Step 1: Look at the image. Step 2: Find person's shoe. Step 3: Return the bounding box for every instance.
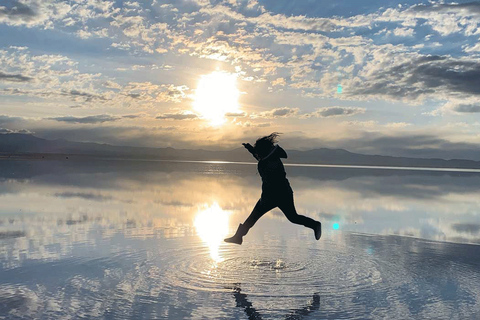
[224,223,248,245]
[314,222,322,240]
[224,233,243,245]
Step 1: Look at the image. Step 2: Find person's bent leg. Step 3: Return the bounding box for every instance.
[243,198,276,230]
[278,193,322,240]
[224,198,275,245]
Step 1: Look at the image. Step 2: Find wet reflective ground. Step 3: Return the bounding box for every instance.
[1,160,480,319]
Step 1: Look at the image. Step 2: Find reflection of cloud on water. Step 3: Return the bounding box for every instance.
[341,233,480,319]
[1,160,480,270]
[0,259,192,319]
[430,219,480,244]
[0,212,193,269]
[1,229,480,319]
[452,223,480,235]
[1,161,480,318]
[382,218,480,245]
[290,175,480,240]
[0,284,40,318]
[0,231,26,239]
[54,192,114,201]
[383,225,447,243]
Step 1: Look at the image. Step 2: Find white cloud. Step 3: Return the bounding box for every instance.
[341,120,378,128]
[49,114,120,124]
[347,53,480,102]
[156,112,199,120]
[271,77,286,86]
[253,107,299,118]
[75,29,92,39]
[303,107,366,118]
[103,80,122,90]
[0,0,71,27]
[385,122,412,128]
[435,100,480,115]
[464,42,480,53]
[3,0,480,153]
[392,27,414,37]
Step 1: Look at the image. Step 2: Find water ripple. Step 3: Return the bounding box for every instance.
[159,238,386,301]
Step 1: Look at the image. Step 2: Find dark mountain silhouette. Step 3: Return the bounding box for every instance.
[1,133,480,169]
[0,133,241,161]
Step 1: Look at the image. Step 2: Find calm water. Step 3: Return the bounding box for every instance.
[1,159,480,319]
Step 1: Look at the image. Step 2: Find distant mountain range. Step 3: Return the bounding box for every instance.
[1,133,480,169]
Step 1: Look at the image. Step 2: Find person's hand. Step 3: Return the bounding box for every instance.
[242,143,254,151]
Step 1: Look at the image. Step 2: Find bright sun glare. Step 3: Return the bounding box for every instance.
[193,71,241,126]
[194,202,230,262]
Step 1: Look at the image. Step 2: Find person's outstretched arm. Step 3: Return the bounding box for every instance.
[242,143,260,161]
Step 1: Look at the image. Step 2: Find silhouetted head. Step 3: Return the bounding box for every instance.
[254,132,280,159]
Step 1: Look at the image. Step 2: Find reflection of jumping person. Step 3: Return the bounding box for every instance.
[231,283,320,319]
[224,133,321,245]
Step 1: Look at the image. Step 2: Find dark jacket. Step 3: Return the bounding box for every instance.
[249,145,293,199]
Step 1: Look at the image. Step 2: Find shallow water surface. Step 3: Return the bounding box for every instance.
[1,160,480,319]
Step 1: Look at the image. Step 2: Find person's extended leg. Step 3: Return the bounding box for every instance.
[278,193,322,240]
[224,198,276,245]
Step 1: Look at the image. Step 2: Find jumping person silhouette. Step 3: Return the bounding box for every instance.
[224,133,322,245]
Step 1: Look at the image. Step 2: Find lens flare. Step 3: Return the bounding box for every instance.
[333,223,340,230]
[194,202,230,262]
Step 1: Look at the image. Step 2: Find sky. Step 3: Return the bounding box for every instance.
[1,0,480,159]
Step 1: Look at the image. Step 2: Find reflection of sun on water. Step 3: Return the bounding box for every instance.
[194,203,230,262]
[193,71,241,126]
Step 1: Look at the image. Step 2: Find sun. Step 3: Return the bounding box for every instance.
[193,71,241,125]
